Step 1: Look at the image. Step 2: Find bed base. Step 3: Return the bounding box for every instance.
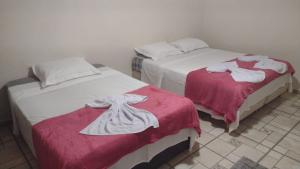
[132,139,190,169]
[197,84,290,132]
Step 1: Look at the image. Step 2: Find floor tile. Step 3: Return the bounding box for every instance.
[253,112,276,124]
[173,155,199,169]
[270,116,299,131]
[217,159,234,169]
[273,109,292,118]
[276,104,298,115]
[209,128,224,137]
[261,139,276,148]
[196,132,215,145]
[294,110,300,117]
[195,147,222,168]
[231,144,264,162]
[219,133,258,148]
[274,145,288,155]
[265,131,285,145]
[291,123,300,136]
[268,150,283,160]
[263,124,288,135]
[291,115,300,121]
[206,139,236,156]
[191,163,208,169]
[211,164,227,169]
[256,144,269,153]
[226,153,241,163]
[292,99,300,106]
[259,155,278,169]
[280,92,299,100]
[241,128,268,143]
[286,150,300,163]
[275,156,300,169]
[241,117,266,130]
[199,120,215,133]
[277,134,300,161]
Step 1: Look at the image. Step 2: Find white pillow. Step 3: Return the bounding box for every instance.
[135,42,183,60]
[32,57,101,88]
[171,38,209,52]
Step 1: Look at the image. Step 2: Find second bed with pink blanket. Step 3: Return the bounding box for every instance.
[185,58,294,125]
[141,48,295,131]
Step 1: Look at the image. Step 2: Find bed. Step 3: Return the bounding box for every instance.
[8,65,200,169]
[133,47,294,132]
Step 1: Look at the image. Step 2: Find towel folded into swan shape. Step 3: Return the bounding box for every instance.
[238,55,288,74]
[206,61,266,83]
[80,94,159,135]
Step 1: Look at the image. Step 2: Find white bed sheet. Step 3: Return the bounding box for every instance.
[141,48,292,131]
[141,48,244,94]
[8,66,197,169]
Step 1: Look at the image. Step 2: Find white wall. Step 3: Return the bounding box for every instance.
[200,0,300,82]
[0,0,205,122]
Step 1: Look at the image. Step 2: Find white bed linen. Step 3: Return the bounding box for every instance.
[141,48,292,131]
[141,48,244,95]
[8,66,197,169]
[206,61,266,83]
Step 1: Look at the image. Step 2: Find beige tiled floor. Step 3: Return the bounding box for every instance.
[1,92,300,169]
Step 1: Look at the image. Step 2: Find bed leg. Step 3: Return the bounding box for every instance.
[225,123,230,133]
[288,75,293,93]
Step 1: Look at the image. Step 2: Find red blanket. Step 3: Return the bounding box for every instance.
[185,58,294,124]
[32,85,200,169]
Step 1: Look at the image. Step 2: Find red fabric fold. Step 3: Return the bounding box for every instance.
[185,58,294,124]
[33,85,200,169]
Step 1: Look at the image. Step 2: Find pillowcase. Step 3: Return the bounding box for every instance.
[32,57,101,88]
[171,38,209,52]
[135,42,183,60]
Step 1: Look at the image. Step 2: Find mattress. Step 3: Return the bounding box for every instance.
[141,48,244,94]
[8,66,197,169]
[140,48,292,131]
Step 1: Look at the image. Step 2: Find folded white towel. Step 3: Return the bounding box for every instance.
[80,94,159,135]
[238,55,269,62]
[238,55,287,74]
[230,67,266,83]
[206,61,238,72]
[207,61,265,83]
[254,58,287,74]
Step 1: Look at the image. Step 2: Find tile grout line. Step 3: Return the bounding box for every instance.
[210,97,299,166]
[271,152,286,169]
[257,121,300,164]
[266,122,300,168]
[169,96,299,168]
[170,95,300,168]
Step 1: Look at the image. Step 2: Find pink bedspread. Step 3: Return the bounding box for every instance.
[185,58,294,124]
[32,85,200,169]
